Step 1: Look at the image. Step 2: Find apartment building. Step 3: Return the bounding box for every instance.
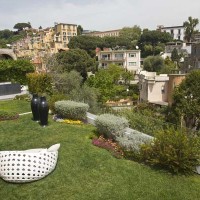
[85,29,121,38]
[157,25,185,41]
[54,23,77,51]
[97,49,141,73]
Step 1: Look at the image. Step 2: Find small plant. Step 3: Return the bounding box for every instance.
[92,135,124,158]
[55,100,89,120]
[139,129,200,174]
[13,94,31,101]
[0,110,19,121]
[94,114,129,139]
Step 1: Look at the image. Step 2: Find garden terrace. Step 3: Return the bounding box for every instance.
[0,100,199,200]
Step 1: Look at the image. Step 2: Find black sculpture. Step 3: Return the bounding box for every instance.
[38,96,49,127]
[31,94,40,121]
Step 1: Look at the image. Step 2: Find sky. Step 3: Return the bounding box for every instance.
[0,0,200,31]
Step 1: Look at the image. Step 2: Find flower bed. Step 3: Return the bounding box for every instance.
[92,136,124,159]
[53,115,83,125]
[0,110,19,121]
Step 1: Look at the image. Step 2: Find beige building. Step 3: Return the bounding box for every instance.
[54,23,77,51]
[139,71,169,105]
[97,48,141,73]
[139,71,186,106]
[85,29,121,38]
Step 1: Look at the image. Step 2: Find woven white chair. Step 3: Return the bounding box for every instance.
[0,144,60,183]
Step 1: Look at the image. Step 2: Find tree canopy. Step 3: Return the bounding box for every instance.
[138,30,172,57]
[183,16,199,42]
[169,70,200,130]
[55,48,96,81]
[13,23,32,31]
[143,56,165,72]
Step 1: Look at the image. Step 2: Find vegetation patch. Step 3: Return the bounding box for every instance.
[0,110,19,121]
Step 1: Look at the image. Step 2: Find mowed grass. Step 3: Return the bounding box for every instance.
[0,99,30,113]
[0,101,200,200]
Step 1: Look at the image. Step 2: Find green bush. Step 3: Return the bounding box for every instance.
[26,72,52,95]
[0,59,34,84]
[48,93,69,114]
[13,94,31,101]
[140,129,200,174]
[0,110,19,121]
[55,100,89,120]
[94,114,129,139]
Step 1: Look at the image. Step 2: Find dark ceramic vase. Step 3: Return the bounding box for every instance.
[31,94,40,121]
[38,96,49,127]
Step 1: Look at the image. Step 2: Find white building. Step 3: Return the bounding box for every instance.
[96,49,141,74]
[157,25,185,41]
[139,71,169,105]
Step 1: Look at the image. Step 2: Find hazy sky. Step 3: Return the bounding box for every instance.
[0,0,200,31]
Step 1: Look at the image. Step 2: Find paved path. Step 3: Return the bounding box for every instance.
[0,91,28,100]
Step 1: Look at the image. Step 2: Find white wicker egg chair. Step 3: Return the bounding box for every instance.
[0,144,60,183]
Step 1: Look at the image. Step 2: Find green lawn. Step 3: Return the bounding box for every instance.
[0,99,30,113]
[0,101,200,200]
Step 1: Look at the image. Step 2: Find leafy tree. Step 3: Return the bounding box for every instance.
[39,26,42,29]
[77,25,83,35]
[13,23,32,31]
[143,56,165,72]
[183,16,199,42]
[55,48,96,81]
[119,26,141,42]
[138,30,172,57]
[169,70,200,130]
[160,57,176,74]
[68,35,103,57]
[171,48,180,63]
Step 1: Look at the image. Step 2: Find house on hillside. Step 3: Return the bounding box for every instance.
[138,71,186,106]
[83,29,121,37]
[157,25,185,41]
[96,48,141,74]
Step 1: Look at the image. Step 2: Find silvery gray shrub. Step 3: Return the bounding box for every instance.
[55,100,89,120]
[116,130,153,152]
[94,114,129,139]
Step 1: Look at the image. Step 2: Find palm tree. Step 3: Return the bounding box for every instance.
[183,16,199,42]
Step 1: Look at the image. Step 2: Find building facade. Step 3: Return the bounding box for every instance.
[97,49,141,73]
[84,29,121,38]
[157,25,185,41]
[139,71,169,105]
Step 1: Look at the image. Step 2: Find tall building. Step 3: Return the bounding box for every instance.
[54,23,77,51]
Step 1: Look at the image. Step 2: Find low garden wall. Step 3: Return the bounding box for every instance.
[0,82,21,96]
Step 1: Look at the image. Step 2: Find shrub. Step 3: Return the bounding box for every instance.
[140,129,200,174]
[0,60,34,84]
[26,72,52,95]
[55,100,89,120]
[0,110,19,121]
[48,93,68,114]
[13,94,31,101]
[94,114,129,139]
[117,130,153,152]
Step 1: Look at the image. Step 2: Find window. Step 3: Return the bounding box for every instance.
[115,53,123,60]
[171,29,174,35]
[129,53,136,57]
[63,36,66,41]
[67,32,72,36]
[128,62,136,66]
[63,32,66,35]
